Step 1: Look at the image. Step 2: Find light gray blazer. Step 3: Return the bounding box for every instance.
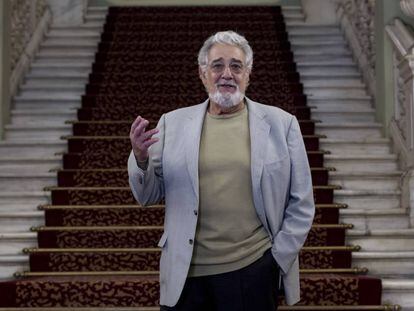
[128,98,315,307]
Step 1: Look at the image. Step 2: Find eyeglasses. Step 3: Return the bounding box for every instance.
[209,61,245,74]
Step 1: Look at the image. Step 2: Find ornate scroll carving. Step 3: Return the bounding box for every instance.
[10,0,47,72]
[386,19,414,166]
[336,0,376,99]
[400,0,414,18]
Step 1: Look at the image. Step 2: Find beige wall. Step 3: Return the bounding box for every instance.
[0,0,11,140]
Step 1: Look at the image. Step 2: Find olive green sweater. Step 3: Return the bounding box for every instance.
[188,105,271,277]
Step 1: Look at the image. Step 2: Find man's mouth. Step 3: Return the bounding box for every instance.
[217,84,237,91]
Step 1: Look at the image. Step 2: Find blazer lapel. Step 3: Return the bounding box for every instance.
[184,99,209,200]
[247,99,271,223]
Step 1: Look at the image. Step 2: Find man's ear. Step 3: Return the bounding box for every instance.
[199,66,206,81]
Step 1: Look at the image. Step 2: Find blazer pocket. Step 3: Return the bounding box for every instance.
[157,231,168,248]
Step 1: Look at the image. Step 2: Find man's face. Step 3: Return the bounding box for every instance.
[200,43,250,108]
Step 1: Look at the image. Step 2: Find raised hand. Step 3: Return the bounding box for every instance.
[130,116,159,162]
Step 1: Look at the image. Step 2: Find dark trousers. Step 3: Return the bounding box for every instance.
[160,248,280,311]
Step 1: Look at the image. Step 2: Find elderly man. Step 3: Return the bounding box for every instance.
[128,31,315,310]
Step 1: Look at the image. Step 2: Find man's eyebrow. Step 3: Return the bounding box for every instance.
[210,58,243,64]
[230,59,243,64]
[211,58,224,64]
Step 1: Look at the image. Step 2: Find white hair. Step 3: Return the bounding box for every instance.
[198,31,253,71]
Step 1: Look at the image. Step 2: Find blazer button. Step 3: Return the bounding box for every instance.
[189,239,194,245]
[193,210,198,216]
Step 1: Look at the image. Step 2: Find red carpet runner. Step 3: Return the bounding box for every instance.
[0,6,383,309]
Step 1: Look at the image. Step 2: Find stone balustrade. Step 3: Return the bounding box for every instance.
[385,18,414,226]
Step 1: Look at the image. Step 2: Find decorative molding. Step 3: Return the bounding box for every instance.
[9,8,51,98]
[336,0,376,102]
[400,0,414,18]
[10,0,47,73]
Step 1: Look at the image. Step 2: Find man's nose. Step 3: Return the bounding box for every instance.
[222,65,233,79]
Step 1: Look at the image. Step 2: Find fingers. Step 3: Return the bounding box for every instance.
[141,137,159,149]
[130,116,149,137]
[130,116,160,154]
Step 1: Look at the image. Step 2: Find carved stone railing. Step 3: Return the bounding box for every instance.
[336,0,376,102]
[385,19,414,226]
[10,0,51,97]
[400,0,414,18]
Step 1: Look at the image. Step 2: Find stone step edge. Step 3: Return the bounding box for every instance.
[340,208,407,216]
[348,229,414,236]
[354,251,414,259]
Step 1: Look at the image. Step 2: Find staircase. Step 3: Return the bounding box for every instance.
[0,3,410,310]
[0,7,105,279]
[283,5,414,310]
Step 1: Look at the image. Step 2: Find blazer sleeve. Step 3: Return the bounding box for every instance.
[273,115,315,274]
[128,114,165,206]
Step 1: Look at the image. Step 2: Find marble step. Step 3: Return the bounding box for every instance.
[334,189,401,210]
[43,38,100,46]
[13,102,80,110]
[299,66,359,76]
[290,36,345,43]
[324,154,399,172]
[287,25,342,35]
[297,59,355,66]
[0,172,56,192]
[34,56,95,64]
[292,46,351,55]
[23,77,88,87]
[39,46,97,56]
[353,252,414,276]
[294,54,353,62]
[340,208,409,231]
[292,42,348,49]
[312,110,376,122]
[0,157,62,172]
[87,6,109,13]
[0,211,44,232]
[31,62,92,68]
[0,140,66,157]
[4,124,72,140]
[329,171,401,190]
[0,232,37,255]
[19,83,85,92]
[315,123,383,139]
[51,22,103,30]
[36,50,95,58]
[304,87,367,97]
[15,91,83,101]
[320,138,391,155]
[0,255,29,279]
[300,71,361,79]
[302,79,365,88]
[308,98,373,111]
[281,6,302,13]
[347,229,414,251]
[0,191,50,206]
[382,279,414,310]
[29,66,92,76]
[47,29,101,38]
[25,70,90,79]
[11,109,76,125]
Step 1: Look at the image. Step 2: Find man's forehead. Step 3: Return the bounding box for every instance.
[208,43,246,63]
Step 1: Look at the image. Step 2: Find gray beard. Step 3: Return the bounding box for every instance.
[209,88,245,109]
